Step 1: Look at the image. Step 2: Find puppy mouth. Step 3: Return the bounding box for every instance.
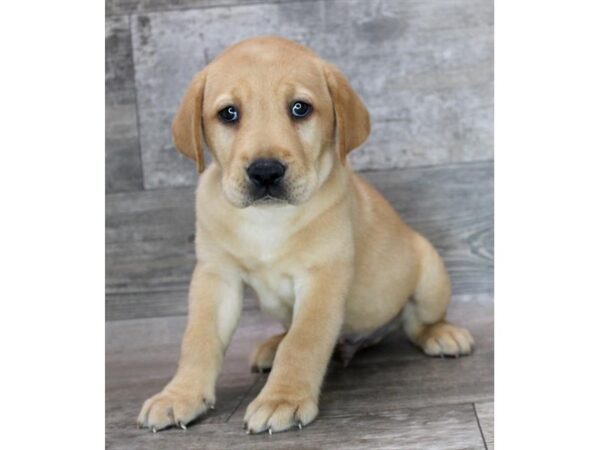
[244,158,292,206]
[249,185,289,205]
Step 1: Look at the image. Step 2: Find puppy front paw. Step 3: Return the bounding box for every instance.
[244,386,318,434]
[137,387,215,432]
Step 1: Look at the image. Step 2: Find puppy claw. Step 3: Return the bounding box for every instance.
[268,427,273,435]
[139,389,215,434]
[202,398,217,411]
[245,395,317,435]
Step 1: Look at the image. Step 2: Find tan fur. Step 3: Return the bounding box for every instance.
[137,36,473,434]
[250,332,287,373]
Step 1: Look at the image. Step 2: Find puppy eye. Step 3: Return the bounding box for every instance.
[218,105,239,123]
[290,101,312,119]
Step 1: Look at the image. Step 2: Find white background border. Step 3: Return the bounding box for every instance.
[496,0,600,448]
[0,1,104,448]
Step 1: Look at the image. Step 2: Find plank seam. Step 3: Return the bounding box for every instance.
[128,13,147,192]
[224,375,263,423]
[472,402,489,450]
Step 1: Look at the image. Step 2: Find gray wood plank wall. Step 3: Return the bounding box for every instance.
[106,162,494,321]
[106,0,493,191]
[106,16,144,192]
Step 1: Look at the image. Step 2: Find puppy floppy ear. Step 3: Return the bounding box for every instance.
[323,63,370,161]
[171,70,207,173]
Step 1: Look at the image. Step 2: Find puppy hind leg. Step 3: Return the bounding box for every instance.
[250,332,287,373]
[402,239,474,357]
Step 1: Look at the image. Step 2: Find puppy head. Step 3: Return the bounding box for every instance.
[172,36,370,208]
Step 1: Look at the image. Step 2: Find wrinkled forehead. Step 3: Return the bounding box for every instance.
[203,43,330,108]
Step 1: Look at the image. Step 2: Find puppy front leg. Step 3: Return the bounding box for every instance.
[138,264,242,431]
[244,266,349,434]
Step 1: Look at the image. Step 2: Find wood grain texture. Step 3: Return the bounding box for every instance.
[129,0,493,188]
[106,289,259,321]
[106,296,492,449]
[106,0,306,16]
[109,404,484,449]
[106,289,188,321]
[475,401,494,449]
[106,186,195,243]
[106,161,493,320]
[106,16,144,193]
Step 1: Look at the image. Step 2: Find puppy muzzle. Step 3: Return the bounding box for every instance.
[246,159,289,203]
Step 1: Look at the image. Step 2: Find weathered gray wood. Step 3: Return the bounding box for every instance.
[106,162,493,320]
[108,403,484,449]
[106,0,303,17]
[106,289,260,321]
[130,0,493,188]
[106,289,188,321]
[106,16,144,193]
[475,401,494,449]
[106,186,195,243]
[106,239,194,294]
[105,17,143,192]
[106,296,491,449]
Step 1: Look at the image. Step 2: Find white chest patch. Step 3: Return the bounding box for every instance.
[234,206,297,266]
[235,206,299,325]
[244,270,295,324]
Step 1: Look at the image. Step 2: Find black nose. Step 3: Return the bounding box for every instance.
[247,159,286,187]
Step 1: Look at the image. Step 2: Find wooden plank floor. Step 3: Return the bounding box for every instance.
[106,294,493,449]
[106,161,494,448]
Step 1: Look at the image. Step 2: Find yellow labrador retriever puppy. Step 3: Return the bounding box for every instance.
[137,36,473,434]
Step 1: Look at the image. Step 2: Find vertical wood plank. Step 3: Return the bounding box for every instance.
[106,16,144,192]
[130,0,493,188]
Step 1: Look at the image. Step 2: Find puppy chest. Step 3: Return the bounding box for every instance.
[233,217,290,268]
[227,209,300,311]
[244,271,295,311]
